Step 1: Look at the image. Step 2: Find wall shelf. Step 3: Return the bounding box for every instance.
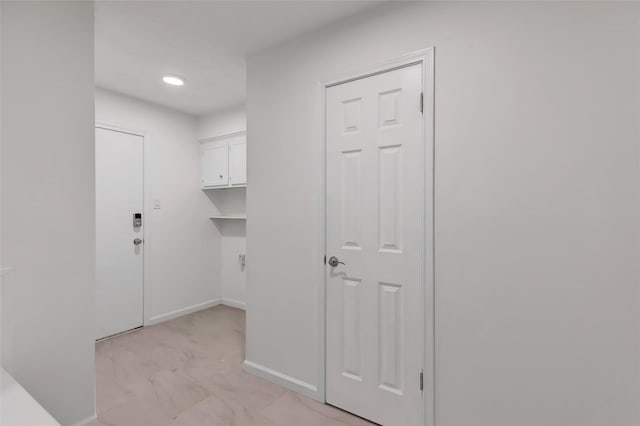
[202,185,246,190]
[210,215,247,220]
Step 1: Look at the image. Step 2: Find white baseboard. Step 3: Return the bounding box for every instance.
[145,298,246,326]
[243,360,321,401]
[70,414,97,426]
[221,298,246,310]
[146,298,222,326]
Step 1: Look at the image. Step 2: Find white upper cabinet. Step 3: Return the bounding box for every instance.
[229,138,247,186]
[200,131,246,189]
[202,140,229,187]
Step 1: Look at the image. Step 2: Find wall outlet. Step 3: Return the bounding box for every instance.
[239,254,246,267]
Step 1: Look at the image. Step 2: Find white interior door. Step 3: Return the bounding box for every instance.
[96,127,144,340]
[325,63,424,426]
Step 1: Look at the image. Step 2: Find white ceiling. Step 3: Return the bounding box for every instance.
[95,1,380,116]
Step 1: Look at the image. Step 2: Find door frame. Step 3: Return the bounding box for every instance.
[95,122,151,329]
[316,48,435,426]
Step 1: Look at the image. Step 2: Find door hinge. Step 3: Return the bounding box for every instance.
[420,92,424,114]
[420,371,424,391]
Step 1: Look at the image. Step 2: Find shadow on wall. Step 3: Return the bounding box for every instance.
[1,268,15,371]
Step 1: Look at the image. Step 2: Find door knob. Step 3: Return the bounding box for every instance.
[328,256,345,267]
[133,238,144,246]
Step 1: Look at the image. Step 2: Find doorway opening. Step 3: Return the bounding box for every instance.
[95,125,146,340]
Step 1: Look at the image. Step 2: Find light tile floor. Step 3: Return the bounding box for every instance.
[96,305,374,426]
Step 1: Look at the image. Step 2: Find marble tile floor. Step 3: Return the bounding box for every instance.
[96,305,374,426]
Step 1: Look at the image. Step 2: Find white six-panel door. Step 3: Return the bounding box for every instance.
[96,127,144,340]
[326,63,424,426]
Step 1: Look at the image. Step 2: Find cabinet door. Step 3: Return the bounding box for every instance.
[202,141,229,188]
[229,137,247,186]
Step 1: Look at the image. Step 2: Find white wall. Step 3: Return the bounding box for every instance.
[0,1,4,398]
[198,107,247,307]
[246,2,640,425]
[215,189,246,308]
[95,88,222,322]
[1,2,96,425]
[198,105,246,141]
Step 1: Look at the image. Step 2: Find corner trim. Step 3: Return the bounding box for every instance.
[70,414,98,426]
[146,298,222,326]
[243,360,320,401]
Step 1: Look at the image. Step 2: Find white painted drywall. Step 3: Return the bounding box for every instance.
[95,88,222,321]
[220,219,247,308]
[216,189,247,308]
[198,105,246,140]
[198,107,247,307]
[1,2,96,425]
[246,2,640,425]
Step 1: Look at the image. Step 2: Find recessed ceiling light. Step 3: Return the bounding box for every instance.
[162,75,185,86]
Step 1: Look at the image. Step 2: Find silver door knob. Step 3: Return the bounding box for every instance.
[328,256,345,267]
[133,238,143,246]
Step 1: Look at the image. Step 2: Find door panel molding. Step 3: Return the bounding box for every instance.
[316,48,434,426]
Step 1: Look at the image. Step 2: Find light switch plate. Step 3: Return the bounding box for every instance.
[152,198,161,209]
